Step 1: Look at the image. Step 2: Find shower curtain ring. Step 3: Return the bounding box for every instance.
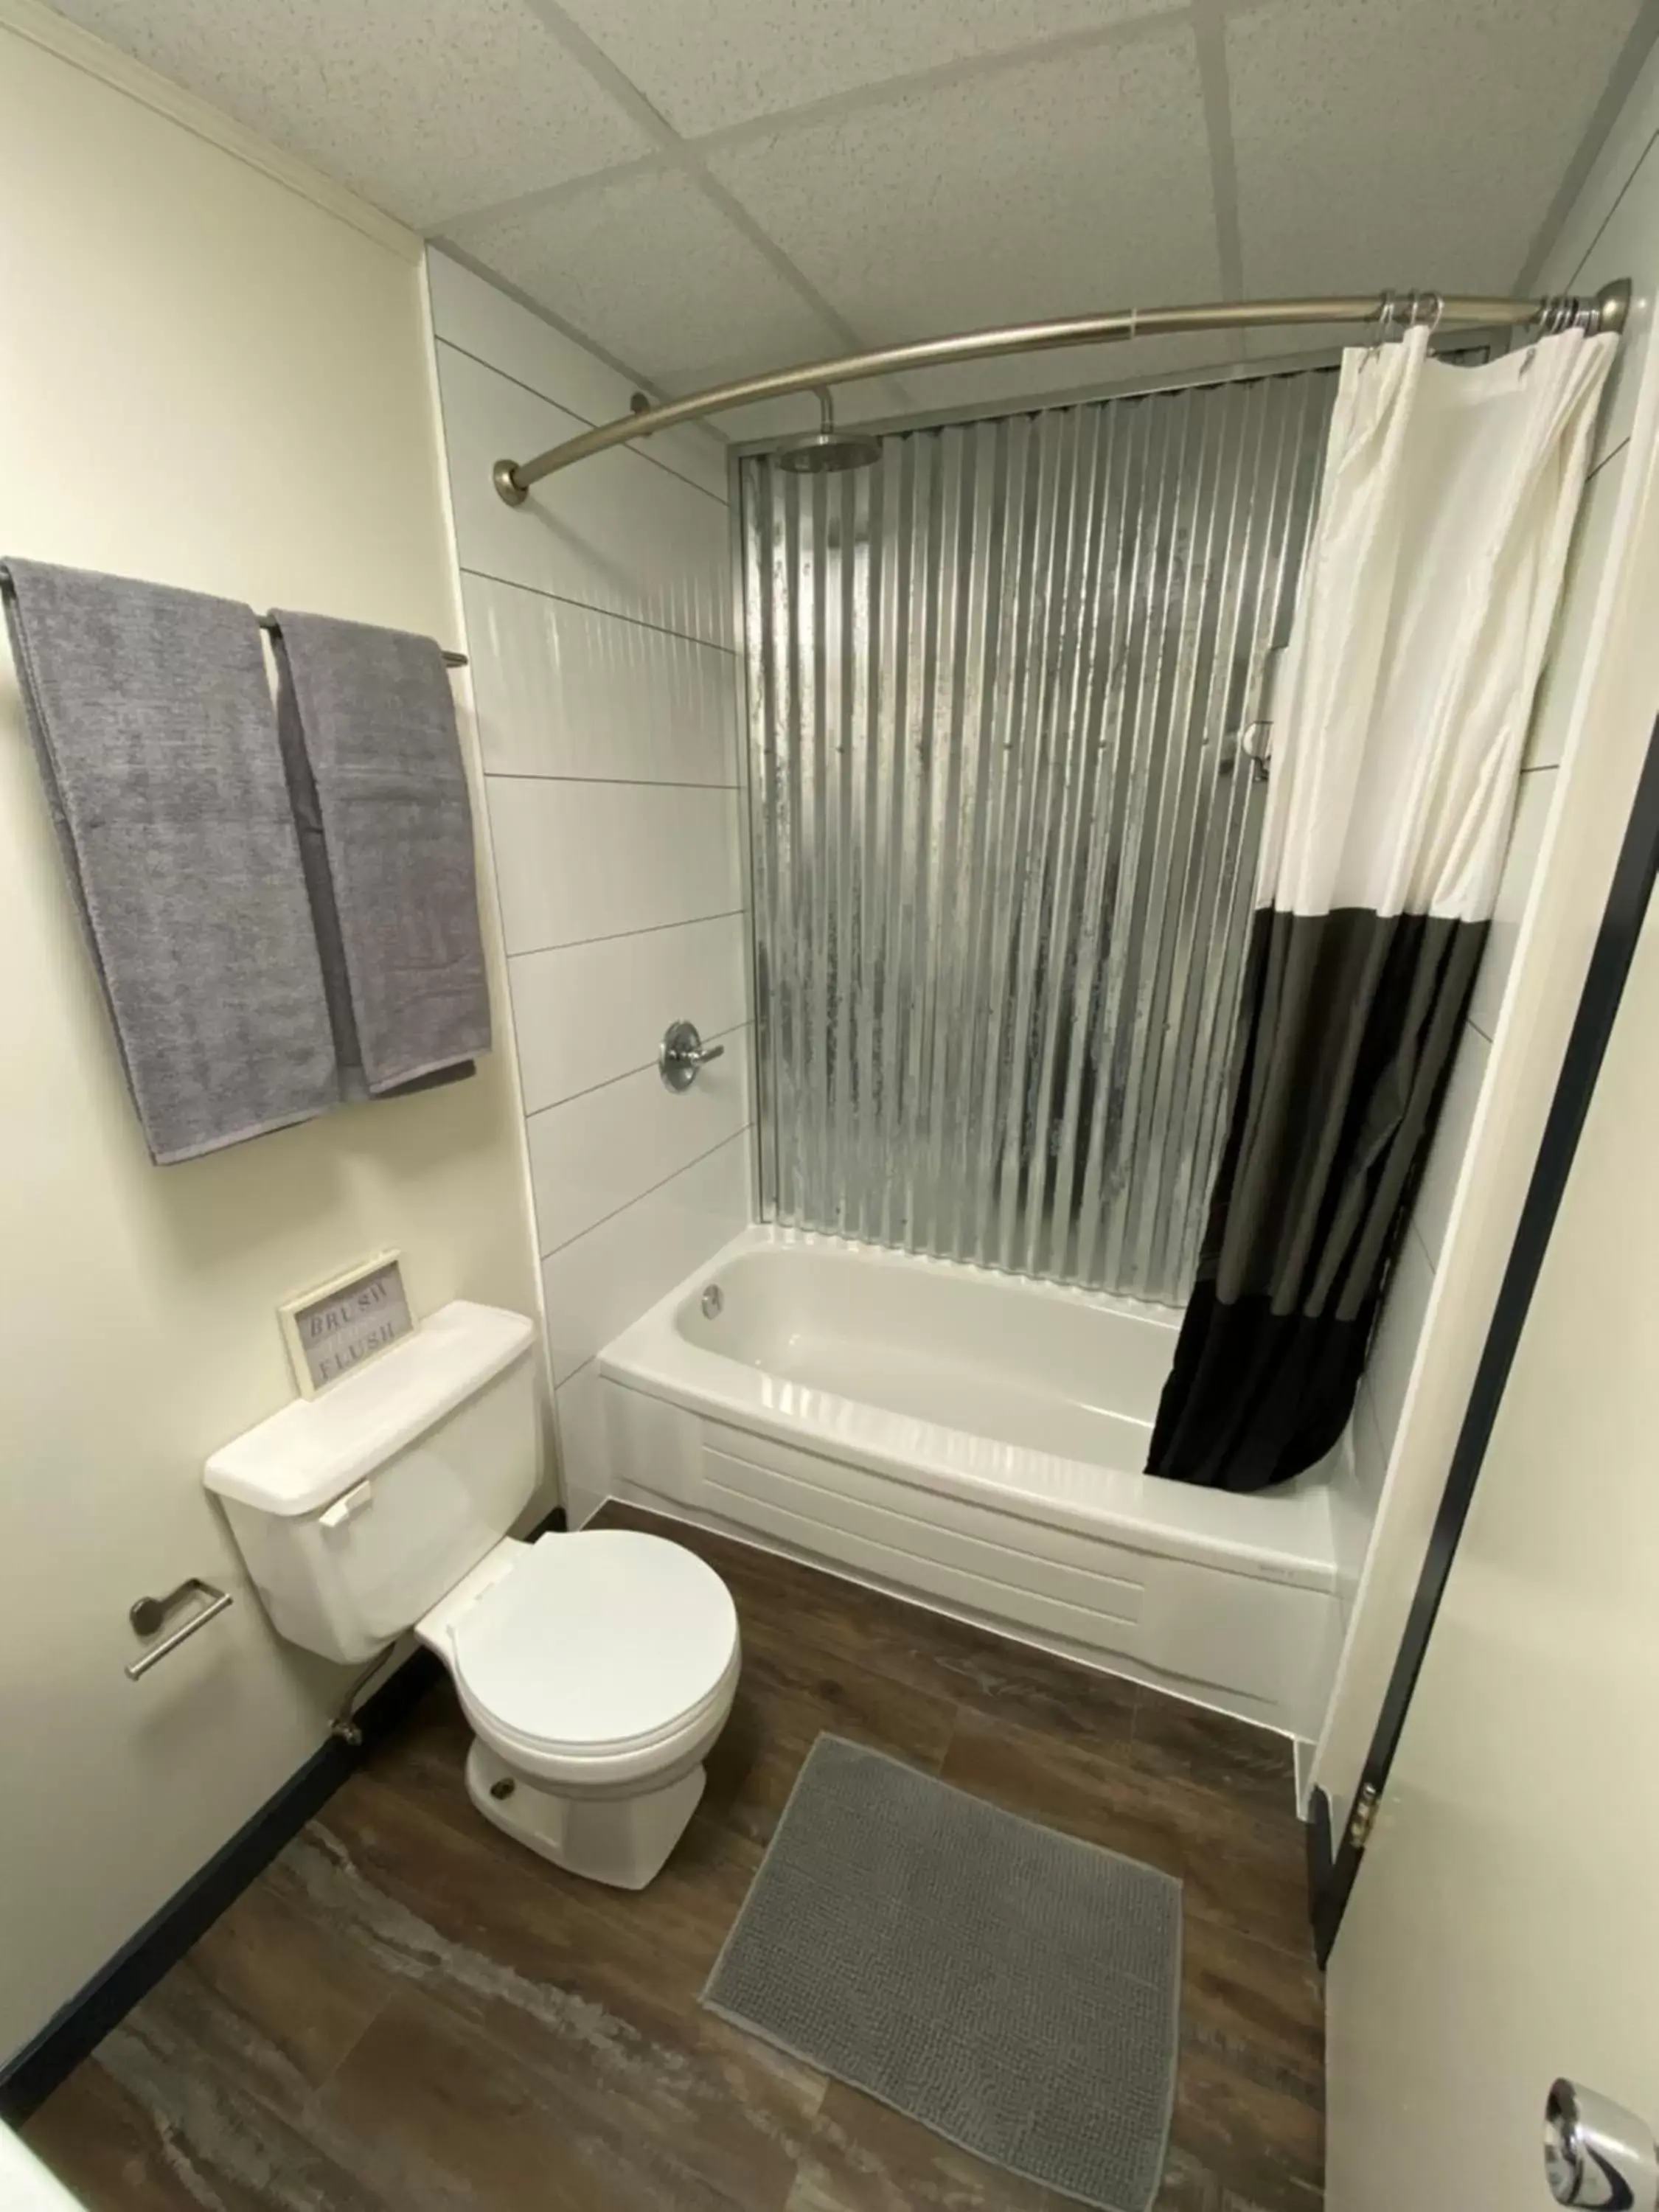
[1368,291,1399,360]
[1520,296,1571,375]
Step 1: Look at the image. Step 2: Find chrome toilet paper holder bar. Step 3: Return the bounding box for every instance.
[125,1577,233,1680]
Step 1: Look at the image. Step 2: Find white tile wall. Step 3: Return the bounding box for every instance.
[428,252,729,501]
[542,1131,751,1384]
[528,1032,751,1255]
[429,251,755,1523]
[1564,165,1655,474]
[1365,1224,1436,1470]
[1330,1386,1388,1629]
[1467,770,1555,1037]
[1410,1025,1492,1275]
[512,914,750,1113]
[462,572,740,786]
[552,1360,613,1533]
[1527,448,1630,772]
[436,343,733,647]
[487,779,742,954]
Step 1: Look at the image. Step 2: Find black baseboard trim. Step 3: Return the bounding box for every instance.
[0,1502,567,2124]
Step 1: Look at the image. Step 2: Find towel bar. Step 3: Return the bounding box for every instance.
[0,568,466,668]
[259,616,467,669]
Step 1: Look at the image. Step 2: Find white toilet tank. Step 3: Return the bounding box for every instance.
[204,1301,539,1663]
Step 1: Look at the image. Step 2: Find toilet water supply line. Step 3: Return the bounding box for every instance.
[490,283,1632,501]
[330,1642,398,1745]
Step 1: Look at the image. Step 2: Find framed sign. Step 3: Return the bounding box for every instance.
[278,1251,415,1397]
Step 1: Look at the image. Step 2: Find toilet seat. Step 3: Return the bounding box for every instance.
[448,1530,740,1786]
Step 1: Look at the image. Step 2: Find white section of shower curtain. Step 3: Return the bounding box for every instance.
[1256,323,1615,923]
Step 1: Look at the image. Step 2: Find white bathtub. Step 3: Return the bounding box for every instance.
[598,1226,1343,1740]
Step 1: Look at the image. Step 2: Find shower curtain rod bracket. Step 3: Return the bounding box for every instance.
[493,279,1632,503]
[493,459,529,509]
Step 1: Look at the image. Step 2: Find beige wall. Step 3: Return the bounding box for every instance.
[0,9,542,2062]
[1311,39,1659,1834]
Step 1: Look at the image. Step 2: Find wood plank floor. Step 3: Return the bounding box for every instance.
[27,1503,1324,2211]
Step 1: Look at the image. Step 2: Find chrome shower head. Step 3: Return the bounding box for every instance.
[773,388,881,475]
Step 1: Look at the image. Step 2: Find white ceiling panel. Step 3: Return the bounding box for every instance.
[446,166,848,390]
[46,0,650,228]
[708,26,1220,346]
[1228,0,1642,302]
[38,0,1658,428]
[552,0,1181,139]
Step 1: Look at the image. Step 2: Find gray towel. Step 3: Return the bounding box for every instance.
[2,559,336,1162]
[269,611,489,1097]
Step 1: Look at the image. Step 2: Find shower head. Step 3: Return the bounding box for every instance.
[773,388,881,475]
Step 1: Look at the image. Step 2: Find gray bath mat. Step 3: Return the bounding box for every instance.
[702,1734,1182,2211]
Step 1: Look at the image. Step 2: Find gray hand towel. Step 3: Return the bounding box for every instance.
[2,559,336,1162]
[269,610,490,1096]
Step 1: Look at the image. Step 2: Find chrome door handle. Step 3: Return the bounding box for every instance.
[125,1578,233,1680]
[659,1019,726,1092]
[1545,2080,1659,2209]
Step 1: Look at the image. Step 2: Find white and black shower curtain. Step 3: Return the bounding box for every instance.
[1149,321,1615,1492]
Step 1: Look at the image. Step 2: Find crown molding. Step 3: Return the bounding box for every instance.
[0,0,421,263]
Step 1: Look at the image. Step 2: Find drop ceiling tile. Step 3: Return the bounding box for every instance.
[555,0,1183,138]
[47,0,650,227]
[708,26,1220,346]
[1228,0,1643,302]
[448,167,847,389]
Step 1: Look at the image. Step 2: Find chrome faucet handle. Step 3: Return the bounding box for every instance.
[659,1019,726,1092]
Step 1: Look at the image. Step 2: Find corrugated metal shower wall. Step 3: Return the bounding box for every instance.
[741,367,1335,1306]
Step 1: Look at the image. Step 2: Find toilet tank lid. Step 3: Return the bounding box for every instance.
[204,1300,535,1517]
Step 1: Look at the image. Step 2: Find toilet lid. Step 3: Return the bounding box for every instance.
[449,1531,738,1753]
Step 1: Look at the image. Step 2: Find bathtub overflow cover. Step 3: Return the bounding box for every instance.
[700,1283,723,1318]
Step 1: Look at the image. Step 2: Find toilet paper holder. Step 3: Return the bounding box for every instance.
[125,1576,233,1680]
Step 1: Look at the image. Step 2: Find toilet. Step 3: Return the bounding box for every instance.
[203,1300,740,1888]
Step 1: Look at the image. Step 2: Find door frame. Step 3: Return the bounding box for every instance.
[1308,710,1659,1964]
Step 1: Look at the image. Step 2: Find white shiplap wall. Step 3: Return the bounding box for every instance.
[427,251,752,1525]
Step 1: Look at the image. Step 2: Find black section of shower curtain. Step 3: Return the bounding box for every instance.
[1147,904,1487,1492]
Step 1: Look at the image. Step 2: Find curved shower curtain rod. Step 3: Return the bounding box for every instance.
[493,280,1632,504]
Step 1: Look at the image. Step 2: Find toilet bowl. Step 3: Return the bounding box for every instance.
[418,1526,740,1887]
[202,1298,739,1888]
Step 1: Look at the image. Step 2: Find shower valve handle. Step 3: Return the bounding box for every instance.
[660,1019,725,1092]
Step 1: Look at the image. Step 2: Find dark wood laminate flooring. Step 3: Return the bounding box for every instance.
[27,1503,1323,2211]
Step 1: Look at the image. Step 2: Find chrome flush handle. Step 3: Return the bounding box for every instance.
[660,1019,726,1092]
